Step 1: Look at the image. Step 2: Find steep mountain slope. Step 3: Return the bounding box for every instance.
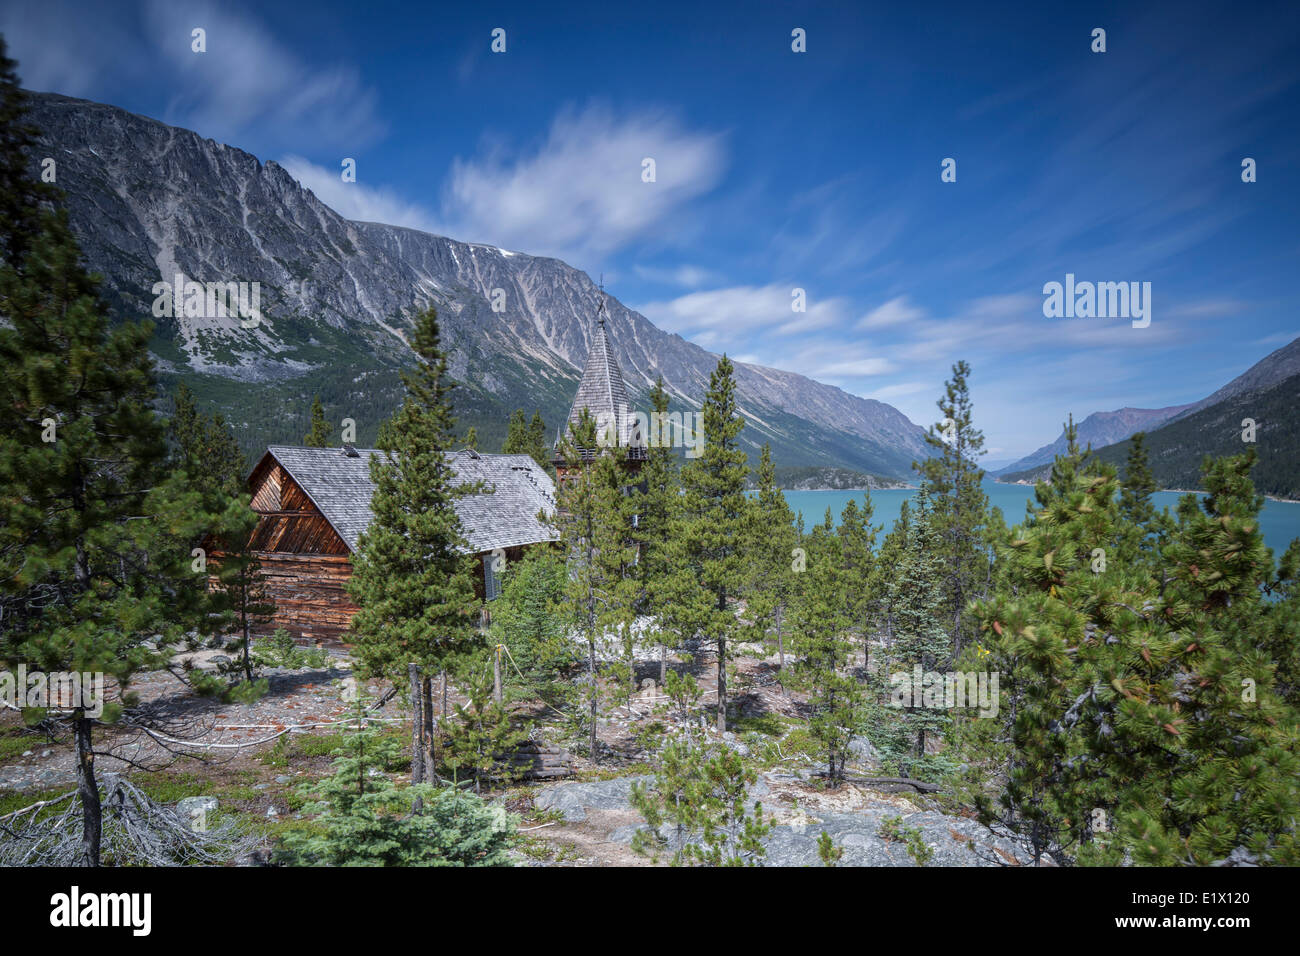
[994,404,1194,476]
[24,91,929,474]
[996,336,1300,479]
[1000,363,1300,500]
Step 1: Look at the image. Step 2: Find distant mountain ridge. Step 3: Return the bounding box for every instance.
[998,336,1300,500]
[995,336,1300,478]
[23,91,930,476]
[993,404,1195,476]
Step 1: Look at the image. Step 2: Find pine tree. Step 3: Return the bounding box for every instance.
[165,389,271,684]
[913,360,989,659]
[550,410,637,760]
[502,408,550,472]
[790,509,861,782]
[461,425,479,450]
[0,202,239,865]
[303,394,332,447]
[744,444,798,673]
[970,437,1300,865]
[346,307,484,770]
[631,376,681,685]
[0,37,56,266]
[663,356,748,733]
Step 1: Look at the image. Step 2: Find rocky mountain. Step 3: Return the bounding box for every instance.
[999,337,1300,500]
[993,404,1195,476]
[996,336,1300,478]
[24,91,930,476]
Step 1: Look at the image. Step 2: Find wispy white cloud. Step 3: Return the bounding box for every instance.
[437,103,726,262]
[857,295,926,330]
[145,0,383,148]
[636,283,847,339]
[279,156,439,232]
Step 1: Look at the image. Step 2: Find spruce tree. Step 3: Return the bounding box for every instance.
[744,443,797,672]
[913,360,989,659]
[789,509,860,781]
[347,307,483,764]
[837,494,878,666]
[303,394,332,447]
[663,356,748,733]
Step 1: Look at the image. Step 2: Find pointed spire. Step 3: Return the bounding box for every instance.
[562,279,631,446]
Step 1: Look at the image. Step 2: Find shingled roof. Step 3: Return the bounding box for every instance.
[565,310,632,433]
[261,445,557,554]
[560,307,648,459]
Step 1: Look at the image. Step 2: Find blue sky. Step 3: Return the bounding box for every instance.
[3,0,1298,460]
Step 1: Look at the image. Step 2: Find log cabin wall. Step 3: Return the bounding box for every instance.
[215,459,359,646]
[254,552,358,645]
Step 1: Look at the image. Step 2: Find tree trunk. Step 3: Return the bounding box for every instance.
[421,675,436,778]
[659,642,666,687]
[75,714,101,867]
[588,640,598,762]
[776,605,785,672]
[408,662,424,784]
[241,591,253,682]
[493,645,503,706]
[716,635,727,734]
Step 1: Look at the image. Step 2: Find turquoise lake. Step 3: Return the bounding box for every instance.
[780,481,1300,557]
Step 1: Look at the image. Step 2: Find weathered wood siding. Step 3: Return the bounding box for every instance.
[255,552,358,645]
[212,457,359,645]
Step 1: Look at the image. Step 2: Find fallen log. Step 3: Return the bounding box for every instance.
[843,775,944,794]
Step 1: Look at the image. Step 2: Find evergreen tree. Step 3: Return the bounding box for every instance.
[303,394,332,447]
[0,202,239,864]
[550,410,637,760]
[631,376,681,684]
[502,408,550,472]
[744,444,798,672]
[461,425,479,450]
[789,509,861,782]
[971,440,1300,865]
[165,386,271,684]
[279,698,517,866]
[489,547,574,705]
[347,307,484,768]
[913,360,989,659]
[886,489,953,776]
[662,356,748,733]
[0,36,56,265]
[837,494,878,666]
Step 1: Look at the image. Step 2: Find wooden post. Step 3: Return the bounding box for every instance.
[493,644,503,706]
[408,662,424,785]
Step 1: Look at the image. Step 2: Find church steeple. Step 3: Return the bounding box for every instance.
[564,289,631,438]
[554,283,646,472]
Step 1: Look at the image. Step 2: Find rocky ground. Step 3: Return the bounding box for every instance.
[1,640,1024,867]
[526,767,1036,868]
